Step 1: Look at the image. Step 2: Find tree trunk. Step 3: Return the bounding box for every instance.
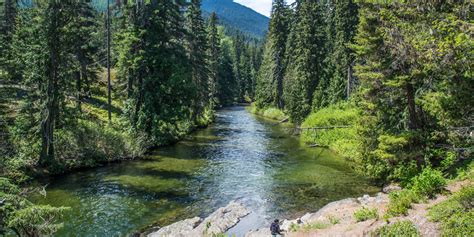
[406,81,419,130]
[346,63,353,99]
[40,1,60,166]
[76,70,82,111]
[275,53,284,109]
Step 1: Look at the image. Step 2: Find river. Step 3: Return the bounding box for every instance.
[32,106,378,236]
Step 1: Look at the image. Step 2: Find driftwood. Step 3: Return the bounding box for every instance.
[274,117,289,126]
[308,144,329,148]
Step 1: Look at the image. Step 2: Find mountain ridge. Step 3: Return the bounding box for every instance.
[202,0,269,38]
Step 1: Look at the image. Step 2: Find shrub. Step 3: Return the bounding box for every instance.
[289,221,330,232]
[7,205,70,237]
[0,178,69,236]
[354,207,379,222]
[372,221,420,237]
[409,168,446,197]
[429,186,474,236]
[300,103,359,159]
[328,215,340,225]
[248,104,287,121]
[386,190,421,216]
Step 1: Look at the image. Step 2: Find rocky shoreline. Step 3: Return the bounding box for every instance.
[147,181,470,237]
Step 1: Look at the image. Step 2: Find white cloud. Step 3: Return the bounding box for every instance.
[235,0,296,17]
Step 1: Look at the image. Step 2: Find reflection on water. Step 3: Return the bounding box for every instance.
[32,107,378,236]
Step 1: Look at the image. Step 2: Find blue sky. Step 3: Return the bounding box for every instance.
[235,0,296,17]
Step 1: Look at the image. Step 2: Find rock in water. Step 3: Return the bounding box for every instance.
[148,201,250,237]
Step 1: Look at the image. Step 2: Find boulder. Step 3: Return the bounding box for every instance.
[148,201,249,237]
[382,183,402,193]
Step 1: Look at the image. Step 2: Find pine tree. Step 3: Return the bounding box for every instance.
[206,12,220,108]
[185,0,210,120]
[284,0,326,123]
[255,0,290,109]
[327,0,358,103]
[130,0,195,144]
[65,1,101,111]
[216,36,237,106]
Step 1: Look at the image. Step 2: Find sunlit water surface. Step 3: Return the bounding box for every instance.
[32,107,378,236]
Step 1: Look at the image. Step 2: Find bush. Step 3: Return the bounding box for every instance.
[248,104,287,121]
[300,103,359,159]
[409,168,446,197]
[0,178,69,236]
[354,207,379,222]
[429,186,474,236]
[372,221,420,237]
[386,190,421,216]
[7,205,70,237]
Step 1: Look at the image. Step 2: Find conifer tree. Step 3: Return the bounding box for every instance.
[207,12,220,108]
[255,0,290,109]
[185,0,210,120]
[284,0,326,123]
[327,0,358,103]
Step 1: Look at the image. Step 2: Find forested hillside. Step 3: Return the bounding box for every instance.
[0,0,472,236]
[202,0,270,38]
[0,0,262,235]
[256,0,472,180]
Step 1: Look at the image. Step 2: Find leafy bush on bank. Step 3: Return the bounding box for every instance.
[248,104,287,121]
[372,220,420,237]
[428,186,474,236]
[300,102,359,159]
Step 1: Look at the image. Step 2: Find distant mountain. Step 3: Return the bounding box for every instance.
[202,0,269,38]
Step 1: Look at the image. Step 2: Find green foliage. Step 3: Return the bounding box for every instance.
[372,221,420,237]
[353,1,473,182]
[284,0,326,123]
[429,186,474,236]
[290,221,331,232]
[0,178,69,236]
[354,207,378,222]
[7,205,70,237]
[386,190,421,217]
[328,215,340,225]
[248,104,286,121]
[386,168,446,217]
[301,103,358,159]
[408,168,446,198]
[255,0,290,109]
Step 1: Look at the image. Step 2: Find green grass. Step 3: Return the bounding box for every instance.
[289,221,331,232]
[300,103,359,159]
[248,104,287,121]
[386,190,422,217]
[428,186,474,236]
[372,220,420,237]
[354,207,379,222]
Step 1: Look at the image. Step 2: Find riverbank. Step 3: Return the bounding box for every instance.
[27,107,378,236]
[150,178,472,237]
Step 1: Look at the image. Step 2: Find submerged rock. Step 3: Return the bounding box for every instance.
[148,201,249,237]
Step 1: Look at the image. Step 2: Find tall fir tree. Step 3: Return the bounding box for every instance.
[185,0,210,121]
[206,12,220,108]
[284,0,326,123]
[255,0,290,109]
[327,0,358,103]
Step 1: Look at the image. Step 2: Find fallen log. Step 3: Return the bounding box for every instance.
[297,125,352,130]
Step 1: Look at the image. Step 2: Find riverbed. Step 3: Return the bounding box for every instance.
[32,106,378,236]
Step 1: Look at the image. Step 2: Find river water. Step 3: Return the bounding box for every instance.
[32,107,378,236]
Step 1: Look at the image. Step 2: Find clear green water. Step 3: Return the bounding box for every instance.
[31,107,378,236]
